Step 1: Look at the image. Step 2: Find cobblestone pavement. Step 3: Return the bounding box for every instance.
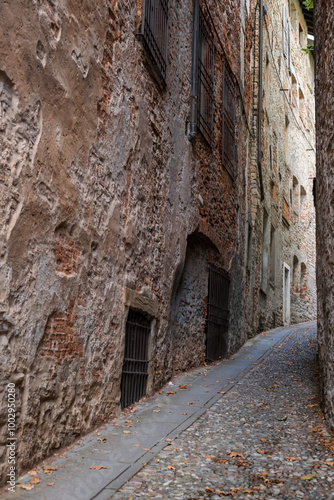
[112,323,334,499]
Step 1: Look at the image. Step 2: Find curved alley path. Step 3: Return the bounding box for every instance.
[112,322,334,499]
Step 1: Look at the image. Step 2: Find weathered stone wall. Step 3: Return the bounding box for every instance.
[244,0,316,335]
[314,0,334,429]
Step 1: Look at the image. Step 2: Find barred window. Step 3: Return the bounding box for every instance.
[222,63,236,178]
[197,5,214,144]
[138,0,169,84]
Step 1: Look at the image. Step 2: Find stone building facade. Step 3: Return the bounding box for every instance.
[314,0,334,429]
[244,0,316,336]
[0,0,315,480]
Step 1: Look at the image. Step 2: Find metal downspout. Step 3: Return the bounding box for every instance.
[258,0,265,201]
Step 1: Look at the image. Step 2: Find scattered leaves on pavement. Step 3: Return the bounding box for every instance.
[30,476,40,484]
[228,451,244,458]
[97,437,107,442]
[47,482,55,486]
[179,385,187,390]
[89,465,107,470]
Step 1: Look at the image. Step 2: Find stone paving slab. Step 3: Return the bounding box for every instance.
[1,322,307,500]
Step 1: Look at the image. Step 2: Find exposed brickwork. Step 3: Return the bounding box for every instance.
[40,301,83,364]
[54,234,80,275]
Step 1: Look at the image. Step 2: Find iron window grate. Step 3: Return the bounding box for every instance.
[138,0,169,83]
[206,264,230,362]
[197,4,215,145]
[121,309,151,408]
[222,62,236,179]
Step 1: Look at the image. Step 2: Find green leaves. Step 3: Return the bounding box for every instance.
[303,0,313,9]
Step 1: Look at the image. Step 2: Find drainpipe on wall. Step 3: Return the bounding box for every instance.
[188,0,199,142]
[257,0,265,201]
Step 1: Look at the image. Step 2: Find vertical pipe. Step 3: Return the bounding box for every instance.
[257,0,265,201]
[189,0,199,141]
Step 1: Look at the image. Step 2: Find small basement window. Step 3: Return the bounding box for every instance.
[121,309,151,408]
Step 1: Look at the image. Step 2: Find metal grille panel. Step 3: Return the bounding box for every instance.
[121,309,151,408]
[197,5,214,144]
[206,265,230,362]
[138,0,169,83]
[222,63,236,179]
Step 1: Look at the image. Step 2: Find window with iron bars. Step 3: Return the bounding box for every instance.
[137,0,169,85]
[197,5,214,144]
[222,62,236,179]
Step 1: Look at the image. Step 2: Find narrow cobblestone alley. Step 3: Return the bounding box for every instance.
[7,321,334,500]
[111,322,334,500]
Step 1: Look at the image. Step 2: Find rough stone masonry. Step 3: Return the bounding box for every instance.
[0,0,316,483]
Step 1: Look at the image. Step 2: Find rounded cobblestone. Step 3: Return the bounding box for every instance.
[112,324,334,499]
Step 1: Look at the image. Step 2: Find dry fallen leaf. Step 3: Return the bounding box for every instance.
[97,438,107,442]
[236,460,249,467]
[96,432,101,435]
[133,444,140,447]
[301,474,317,481]
[47,482,55,486]
[30,476,40,484]
[143,448,150,451]
[179,385,187,390]
[181,412,188,415]
[89,465,107,470]
[324,461,334,466]
[167,465,176,470]
[260,438,269,442]
[153,410,160,413]
[229,452,244,458]
[205,455,214,459]
[286,457,298,462]
[205,487,214,493]
[243,490,254,495]
[165,438,174,442]
[28,470,38,476]
[256,449,266,454]
[125,420,132,424]
[20,484,35,490]
[214,458,228,463]
[167,391,176,396]
[123,430,131,434]
[43,466,58,474]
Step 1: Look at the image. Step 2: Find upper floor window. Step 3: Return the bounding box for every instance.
[196,4,215,144]
[138,0,169,84]
[222,62,236,179]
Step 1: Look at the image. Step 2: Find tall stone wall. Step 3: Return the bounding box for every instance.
[0,0,253,480]
[314,0,334,428]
